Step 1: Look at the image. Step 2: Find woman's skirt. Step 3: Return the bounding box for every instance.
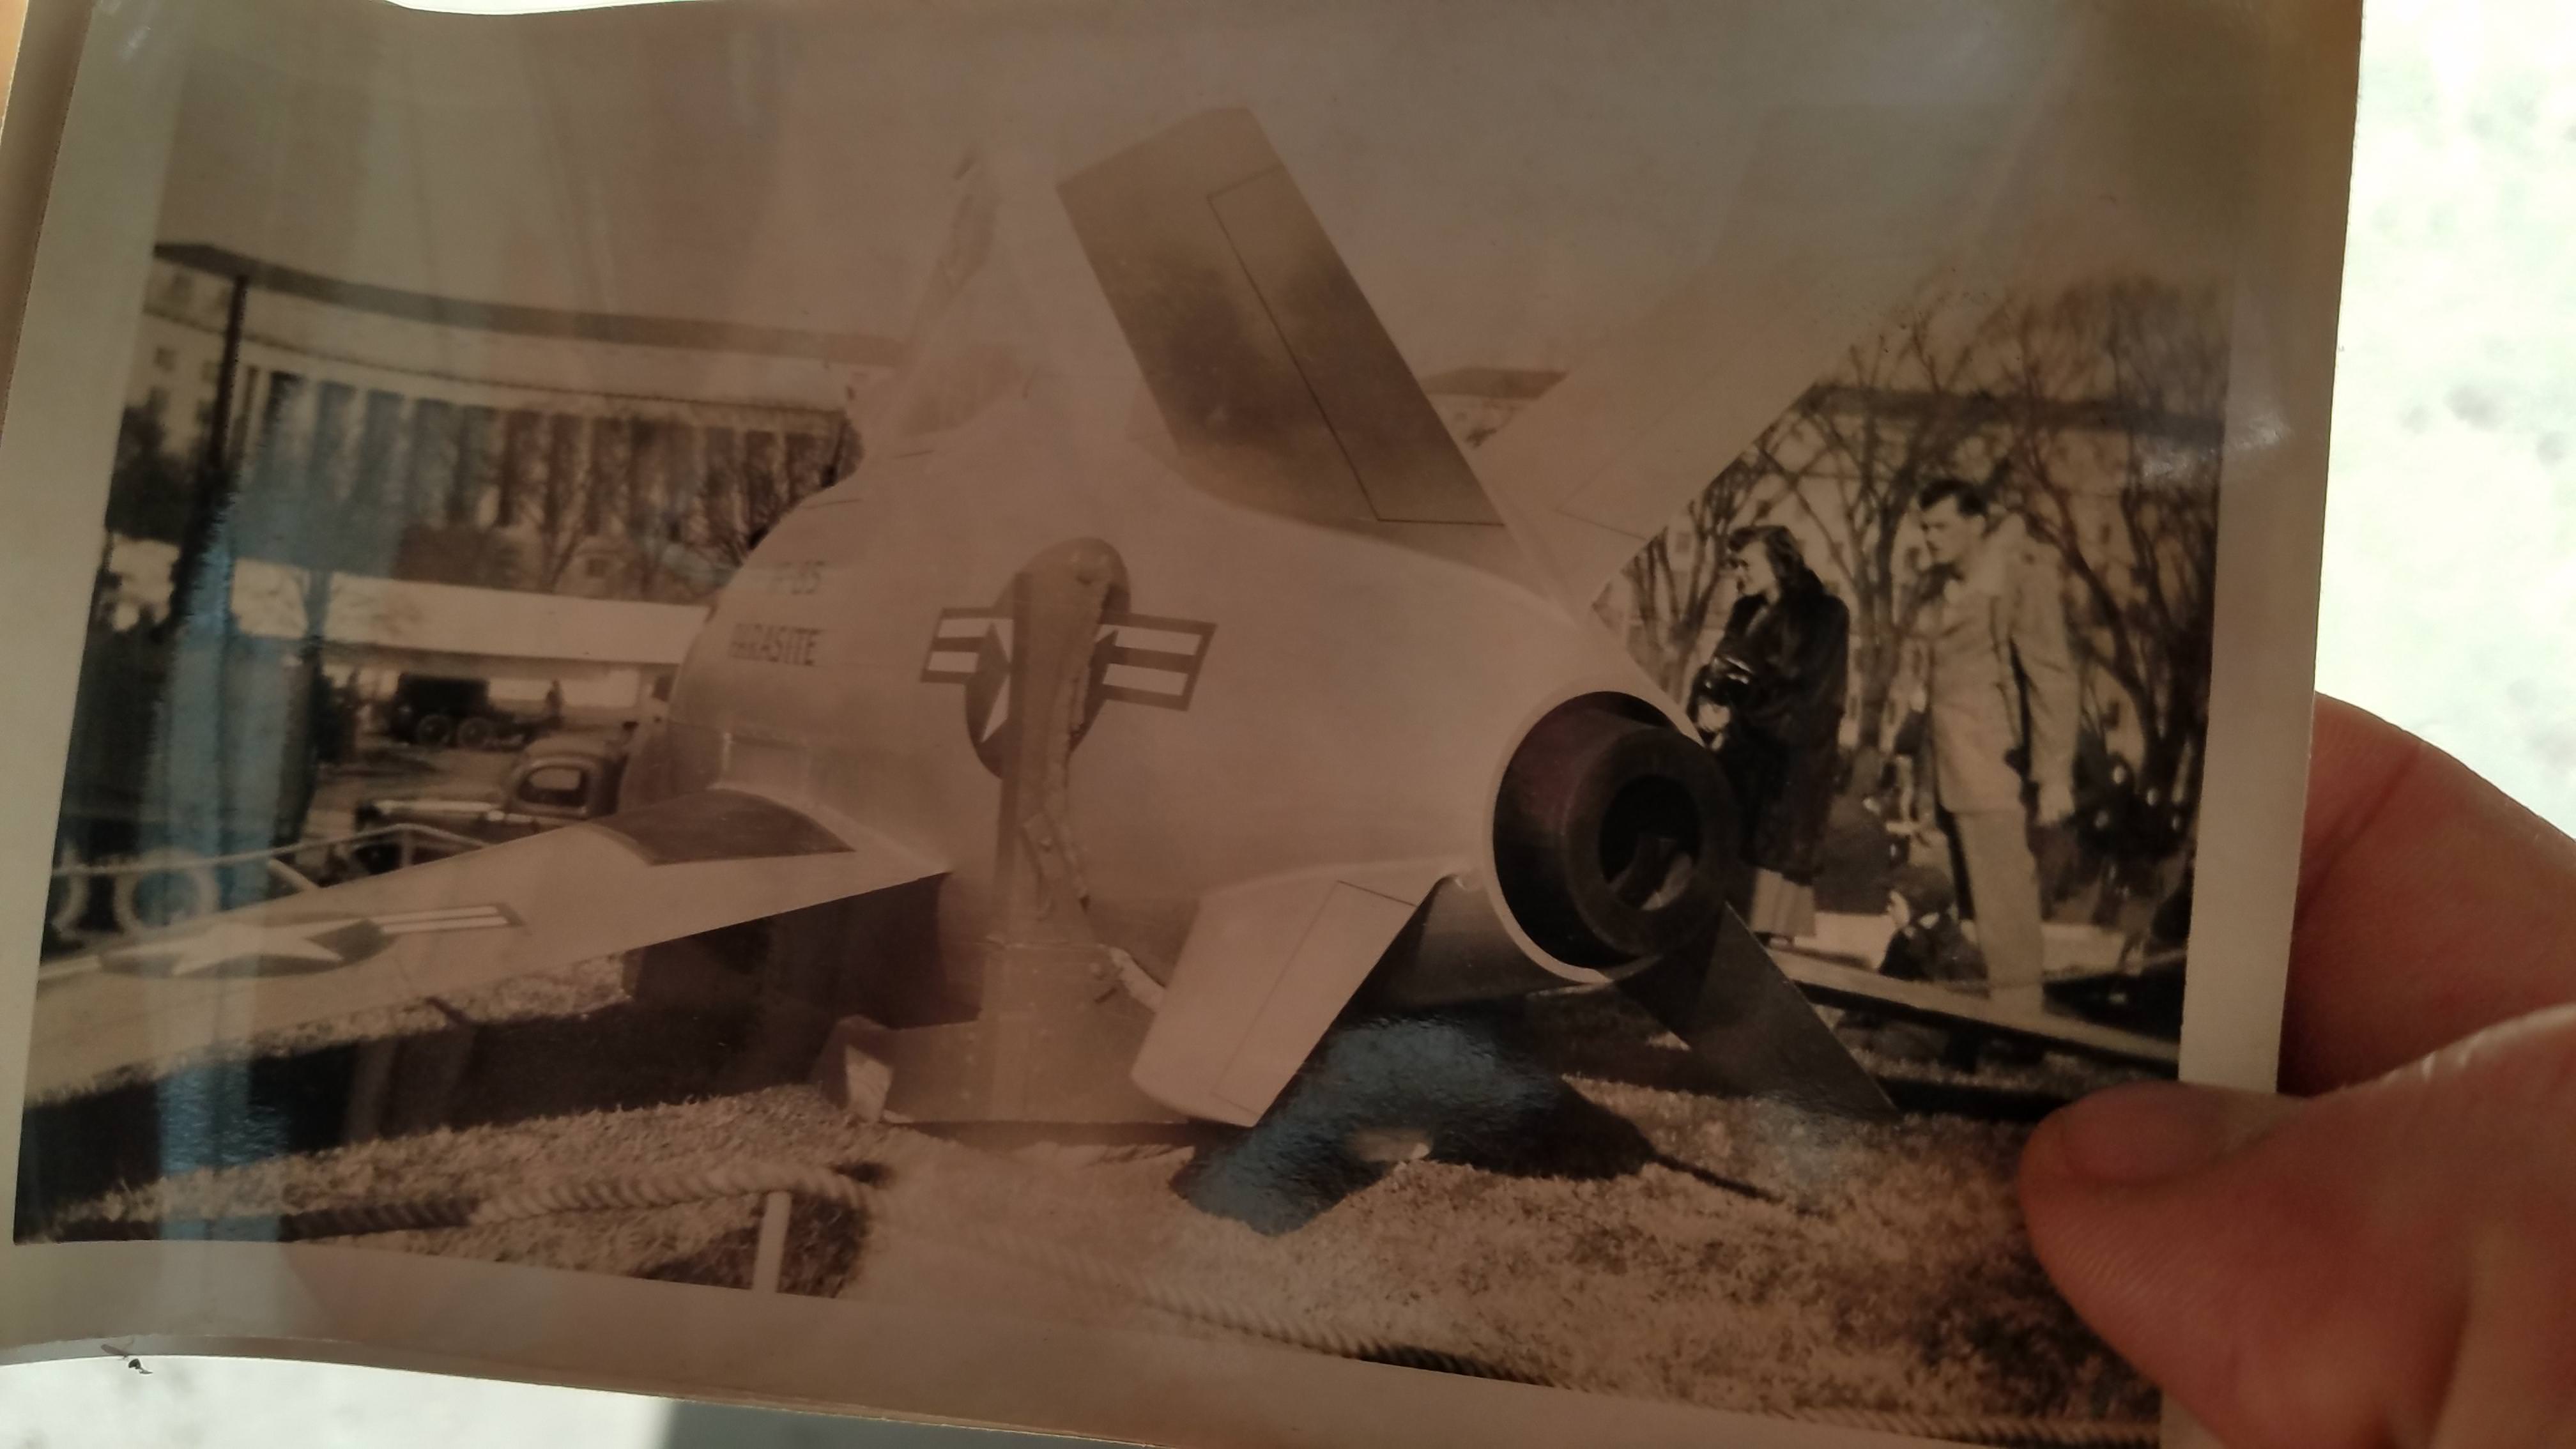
[1742,866,1818,940]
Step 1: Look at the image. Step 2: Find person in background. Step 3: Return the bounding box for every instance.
[1873,649,1935,866]
[1909,478,2077,1011]
[542,678,566,735]
[1688,525,1850,943]
[1845,863,1988,1070]
[1876,863,1983,990]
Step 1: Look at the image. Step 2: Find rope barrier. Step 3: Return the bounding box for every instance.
[1785,1406,2161,1446]
[47,822,486,880]
[41,1160,866,1244]
[469,1161,871,1225]
[44,822,494,956]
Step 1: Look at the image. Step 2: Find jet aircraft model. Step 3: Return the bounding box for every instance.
[33,107,2080,1130]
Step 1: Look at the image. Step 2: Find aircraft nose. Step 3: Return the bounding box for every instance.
[1491,695,1738,967]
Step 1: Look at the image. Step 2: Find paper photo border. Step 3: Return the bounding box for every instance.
[0,1,2360,1445]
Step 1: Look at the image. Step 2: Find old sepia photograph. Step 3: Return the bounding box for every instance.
[1595,277,2219,1081]
[0,0,2336,1444]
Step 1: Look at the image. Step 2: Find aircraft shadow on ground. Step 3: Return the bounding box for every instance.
[1175,1011,1779,1234]
[17,983,2057,1244]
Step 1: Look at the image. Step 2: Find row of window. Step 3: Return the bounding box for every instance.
[179,367,848,540]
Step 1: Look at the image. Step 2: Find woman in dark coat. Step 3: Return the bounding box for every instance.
[1687,525,1850,940]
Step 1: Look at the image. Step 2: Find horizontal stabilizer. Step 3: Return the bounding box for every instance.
[1132,859,1457,1126]
[1473,105,2016,608]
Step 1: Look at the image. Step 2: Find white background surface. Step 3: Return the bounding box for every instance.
[2317,0,2576,836]
[3,0,2570,1441]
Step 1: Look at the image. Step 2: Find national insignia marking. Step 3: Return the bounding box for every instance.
[89,903,521,980]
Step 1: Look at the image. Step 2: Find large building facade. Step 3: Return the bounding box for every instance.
[121,245,899,605]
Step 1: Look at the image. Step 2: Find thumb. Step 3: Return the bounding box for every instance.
[2020,1006,2576,1449]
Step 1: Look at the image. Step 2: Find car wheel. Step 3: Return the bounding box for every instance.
[414,714,455,748]
[456,717,496,751]
[110,847,220,935]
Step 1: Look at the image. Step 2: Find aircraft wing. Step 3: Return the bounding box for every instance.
[1059,106,2023,620]
[1467,106,2025,608]
[27,788,943,1099]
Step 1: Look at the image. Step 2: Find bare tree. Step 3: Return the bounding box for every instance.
[1767,303,2012,744]
[691,426,760,571]
[1991,280,2227,824]
[511,415,857,599]
[234,377,413,639]
[530,413,606,592]
[392,522,525,590]
[1606,276,2228,852]
[689,425,846,574]
[618,420,687,601]
[1614,293,2012,741]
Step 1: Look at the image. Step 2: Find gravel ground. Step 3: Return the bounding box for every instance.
[842,998,2151,1425]
[15,0,2573,1439]
[38,984,2152,1431]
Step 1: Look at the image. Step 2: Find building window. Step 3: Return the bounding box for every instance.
[454,405,502,527]
[142,387,170,418]
[585,417,629,537]
[151,346,176,372]
[202,360,221,383]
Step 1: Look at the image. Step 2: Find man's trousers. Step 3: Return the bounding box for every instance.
[1944,808,2047,1009]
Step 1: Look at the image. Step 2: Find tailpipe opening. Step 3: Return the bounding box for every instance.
[1491,694,1737,967]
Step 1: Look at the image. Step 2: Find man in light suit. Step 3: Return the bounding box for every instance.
[1909,477,2077,1012]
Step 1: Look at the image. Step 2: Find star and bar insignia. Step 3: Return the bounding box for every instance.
[922,607,1216,746]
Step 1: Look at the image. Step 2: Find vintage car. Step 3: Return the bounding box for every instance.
[385,673,551,751]
[350,732,629,873]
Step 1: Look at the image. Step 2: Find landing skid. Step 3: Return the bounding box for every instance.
[1618,908,1899,1121]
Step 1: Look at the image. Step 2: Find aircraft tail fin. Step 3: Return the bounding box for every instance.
[1059,110,1510,538]
[855,150,1054,448]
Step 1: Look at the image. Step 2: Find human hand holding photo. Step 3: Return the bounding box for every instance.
[2020,696,2576,1446]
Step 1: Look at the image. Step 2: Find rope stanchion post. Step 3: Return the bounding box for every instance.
[751,1190,793,1293]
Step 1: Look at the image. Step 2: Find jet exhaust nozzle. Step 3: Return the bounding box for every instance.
[1491,695,1736,967]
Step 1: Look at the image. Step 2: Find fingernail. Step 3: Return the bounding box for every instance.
[2048,1082,2296,1186]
